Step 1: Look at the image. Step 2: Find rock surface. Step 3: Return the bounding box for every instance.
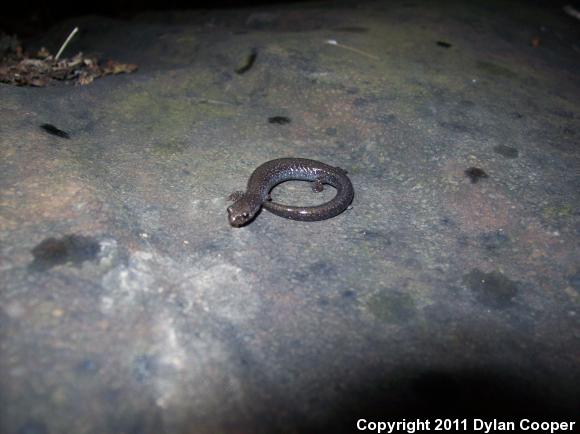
[1,1,579,432]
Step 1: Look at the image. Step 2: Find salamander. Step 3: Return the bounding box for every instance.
[227,158,354,227]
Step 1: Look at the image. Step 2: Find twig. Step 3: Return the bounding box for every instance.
[55,27,79,61]
[563,5,580,21]
[325,39,379,60]
[193,97,235,106]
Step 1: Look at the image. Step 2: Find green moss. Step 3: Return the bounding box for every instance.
[109,72,238,142]
[476,61,518,79]
[366,290,416,323]
[112,90,191,138]
[152,140,188,157]
[543,204,573,219]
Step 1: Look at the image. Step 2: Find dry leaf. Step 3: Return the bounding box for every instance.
[37,47,50,58]
[0,36,138,87]
[102,60,138,75]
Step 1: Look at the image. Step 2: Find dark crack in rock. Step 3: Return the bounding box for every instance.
[268,116,291,125]
[40,123,70,139]
[465,167,489,183]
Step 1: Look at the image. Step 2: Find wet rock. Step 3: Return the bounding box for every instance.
[463,269,519,308]
[30,234,100,271]
[366,290,416,323]
[493,145,519,159]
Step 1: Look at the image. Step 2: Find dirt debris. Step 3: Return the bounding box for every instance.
[0,33,137,87]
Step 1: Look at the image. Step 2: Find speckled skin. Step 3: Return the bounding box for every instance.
[227,158,354,227]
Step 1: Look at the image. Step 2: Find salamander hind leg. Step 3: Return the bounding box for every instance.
[227,191,245,202]
[311,178,325,193]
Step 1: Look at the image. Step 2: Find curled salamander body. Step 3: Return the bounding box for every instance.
[227,158,354,227]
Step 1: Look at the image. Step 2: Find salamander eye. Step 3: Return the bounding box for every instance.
[242,212,249,218]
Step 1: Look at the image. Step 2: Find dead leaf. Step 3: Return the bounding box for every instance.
[102,60,138,75]
[37,47,50,58]
[0,35,138,87]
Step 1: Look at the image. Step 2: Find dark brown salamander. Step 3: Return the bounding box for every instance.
[227,158,354,227]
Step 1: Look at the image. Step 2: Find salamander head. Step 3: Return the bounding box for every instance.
[227,194,261,227]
